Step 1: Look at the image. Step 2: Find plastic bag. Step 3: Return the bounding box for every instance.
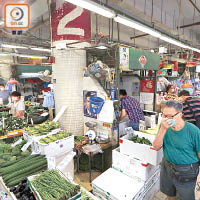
[98,100,115,123]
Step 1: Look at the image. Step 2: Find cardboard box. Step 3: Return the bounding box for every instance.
[119,131,163,166]
[112,147,160,182]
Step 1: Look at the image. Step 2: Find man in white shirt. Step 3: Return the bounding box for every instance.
[11,91,25,118]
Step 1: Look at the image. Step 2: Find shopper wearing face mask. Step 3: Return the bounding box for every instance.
[10,91,25,118]
[153,100,200,200]
[0,84,10,105]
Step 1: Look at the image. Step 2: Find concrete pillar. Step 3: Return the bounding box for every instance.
[51,1,91,135]
[0,55,12,81]
[52,48,85,135]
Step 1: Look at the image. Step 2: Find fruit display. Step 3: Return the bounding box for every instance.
[0,154,47,188]
[131,135,152,146]
[31,170,80,200]
[10,178,36,200]
[25,121,60,136]
[0,138,31,164]
[39,131,72,144]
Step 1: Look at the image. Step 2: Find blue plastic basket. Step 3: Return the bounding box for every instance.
[89,96,104,114]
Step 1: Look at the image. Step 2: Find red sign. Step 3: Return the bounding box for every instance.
[51,1,91,42]
[186,62,196,67]
[139,55,147,68]
[140,80,154,93]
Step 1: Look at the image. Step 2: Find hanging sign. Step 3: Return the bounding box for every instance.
[51,1,91,42]
[140,80,154,93]
[119,46,129,71]
[186,62,196,67]
[129,49,160,70]
[140,92,154,105]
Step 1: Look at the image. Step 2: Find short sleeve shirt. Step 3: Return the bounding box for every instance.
[163,122,200,165]
[121,96,145,123]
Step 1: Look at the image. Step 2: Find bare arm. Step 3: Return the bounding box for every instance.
[153,118,170,150]
[120,109,127,121]
[197,153,200,160]
[14,110,24,118]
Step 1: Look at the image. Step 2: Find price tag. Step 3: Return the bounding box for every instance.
[47,157,56,169]
[21,141,32,152]
[11,138,23,147]
[31,118,34,126]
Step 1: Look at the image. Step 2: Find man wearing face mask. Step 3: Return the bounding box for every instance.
[0,84,10,105]
[153,100,200,200]
[10,91,25,118]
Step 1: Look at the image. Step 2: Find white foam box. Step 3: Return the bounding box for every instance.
[47,150,75,180]
[141,177,160,200]
[112,147,160,182]
[92,168,144,200]
[33,135,74,156]
[119,131,163,166]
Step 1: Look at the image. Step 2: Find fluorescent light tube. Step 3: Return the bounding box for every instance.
[1,44,28,49]
[12,53,47,59]
[31,47,51,52]
[95,45,108,50]
[114,15,161,38]
[65,0,115,18]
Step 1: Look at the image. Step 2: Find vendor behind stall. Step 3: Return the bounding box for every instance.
[0,84,10,105]
[119,89,145,131]
[10,91,25,118]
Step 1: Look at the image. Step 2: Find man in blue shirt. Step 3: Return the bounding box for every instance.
[153,100,200,200]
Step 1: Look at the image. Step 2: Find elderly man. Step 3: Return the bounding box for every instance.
[153,100,200,200]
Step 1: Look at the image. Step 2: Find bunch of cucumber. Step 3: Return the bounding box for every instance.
[32,170,80,200]
[0,139,31,165]
[0,155,47,188]
[131,135,152,146]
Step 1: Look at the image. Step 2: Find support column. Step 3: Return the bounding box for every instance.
[51,1,91,135]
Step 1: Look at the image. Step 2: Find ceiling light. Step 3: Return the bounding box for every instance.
[95,45,108,50]
[65,0,115,18]
[12,53,47,59]
[160,36,187,48]
[1,44,28,49]
[31,47,51,52]
[114,15,161,38]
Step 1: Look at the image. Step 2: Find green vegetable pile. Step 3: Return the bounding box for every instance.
[81,189,94,200]
[26,105,42,114]
[0,111,9,118]
[131,135,152,146]
[75,136,84,143]
[39,131,72,144]
[0,154,47,188]
[4,117,28,132]
[25,121,60,136]
[32,170,80,200]
[0,138,31,164]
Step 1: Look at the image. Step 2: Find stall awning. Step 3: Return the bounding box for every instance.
[129,49,160,70]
